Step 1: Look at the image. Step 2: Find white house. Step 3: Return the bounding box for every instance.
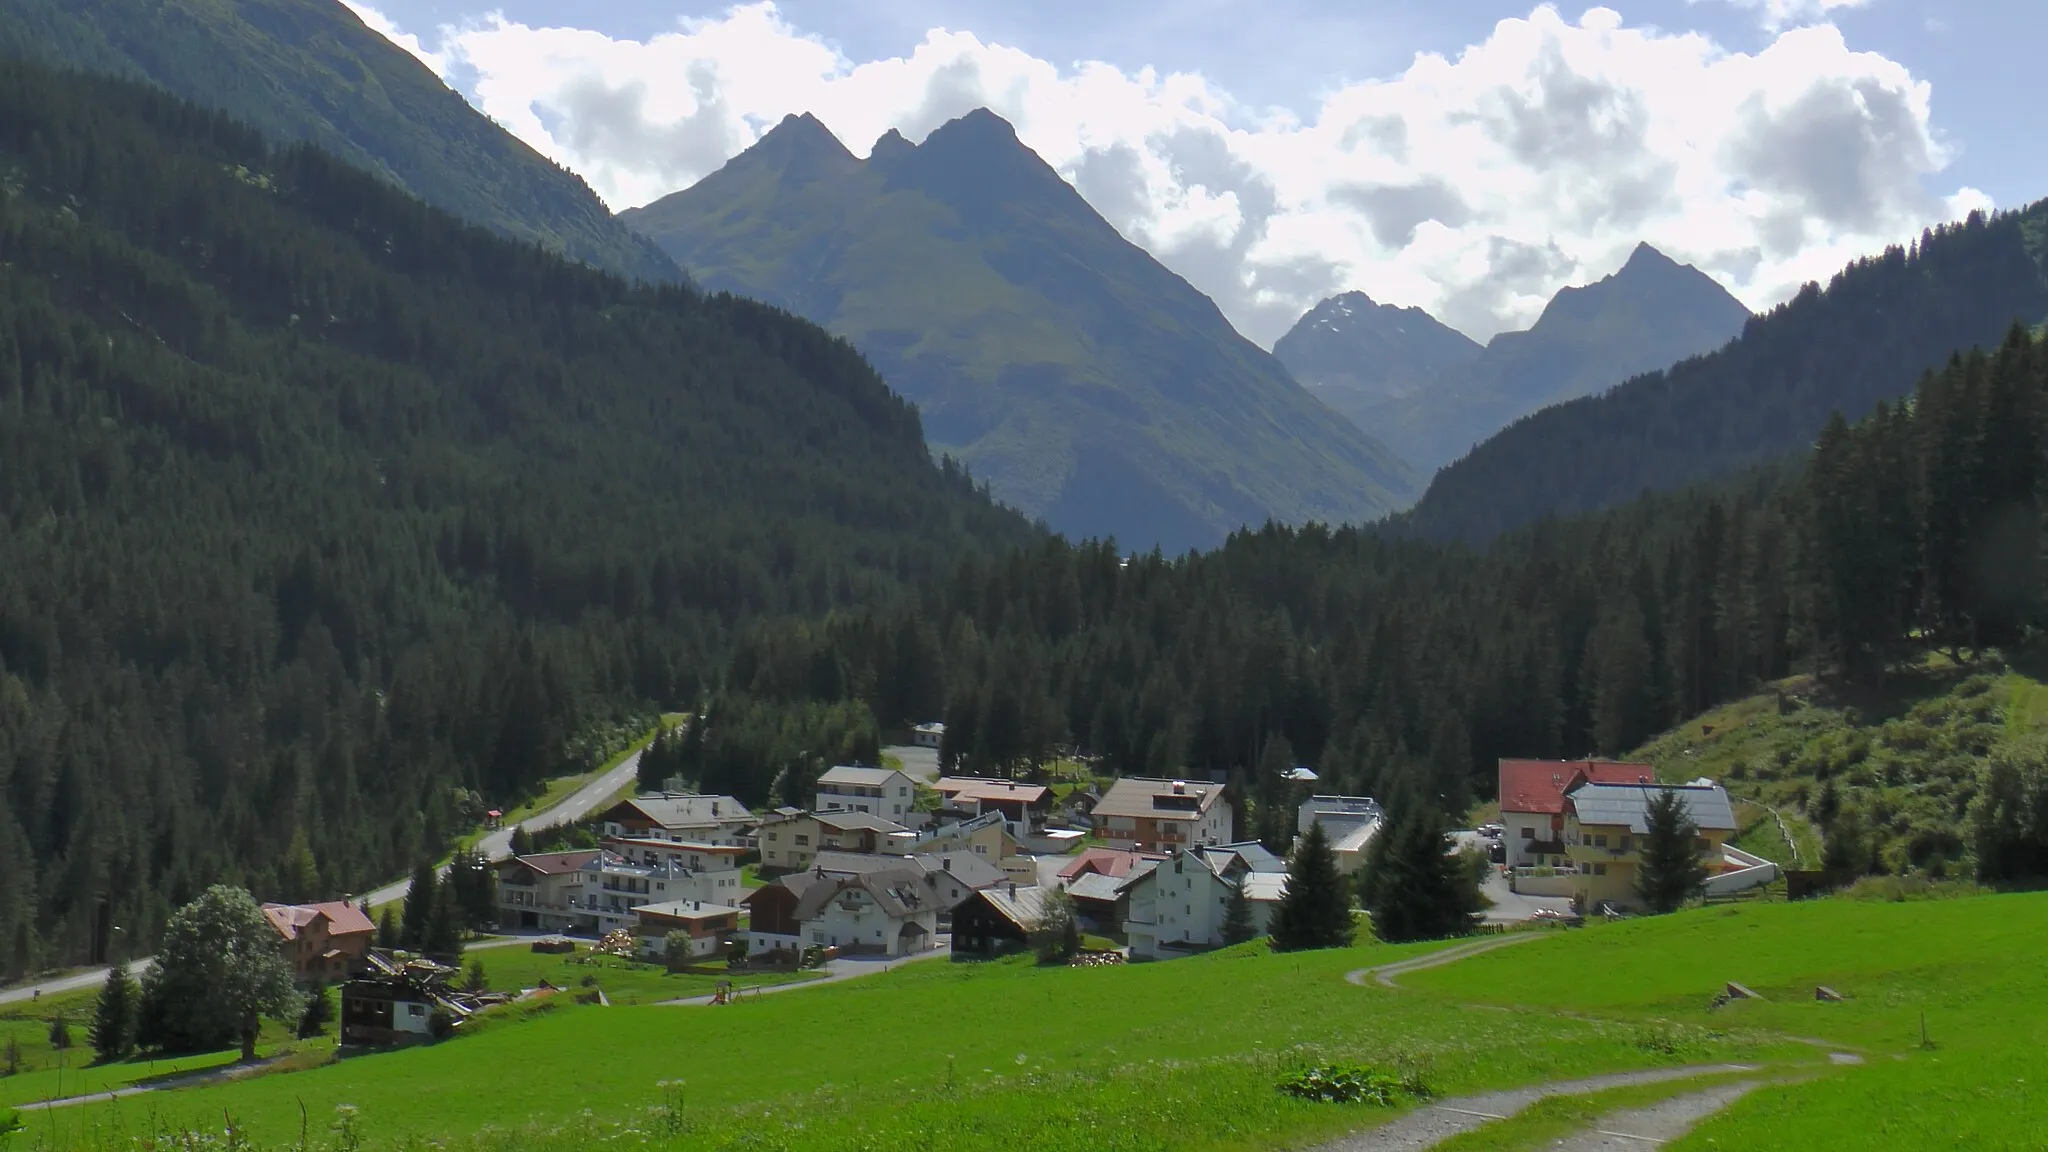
[791,867,942,957]
[912,723,945,749]
[1121,842,1287,960]
[1498,760,1656,869]
[596,793,756,846]
[814,765,922,827]
[1091,777,1233,853]
[631,900,743,961]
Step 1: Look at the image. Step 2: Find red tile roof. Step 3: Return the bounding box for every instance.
[1497,759,1653,816]
[261,900,376,941]
[1057,847,1168,882]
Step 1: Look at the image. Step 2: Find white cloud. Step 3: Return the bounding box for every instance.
[352,1,1983,346]
[1698,0,1872,33]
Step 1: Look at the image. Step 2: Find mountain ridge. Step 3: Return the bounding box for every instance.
[1277,243,1750,476]
[624,108,1420,553]
[0,0,684,284]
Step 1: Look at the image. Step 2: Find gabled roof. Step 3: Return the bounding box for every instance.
[810,850,911,876]
[791,867,935,921]
[601,837,745,855]
[1058,847,1167,881]
[1063,873,1128,904]
[262,901,375,940]
[1193,842,1287,876]
[1566,782,1737,834]
[634,900,742,922]
[912,850,1006,889]
[817,765,906,788]
[934,777,1051,805]
[811,810,908,834]
[602,793,754,828]
[1498,760,1654,816]
[971,884,1049,932]
[502,850,601,877]
[1093,777,1224,821]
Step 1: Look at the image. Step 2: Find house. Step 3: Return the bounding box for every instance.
[631,900,742,961]
[804,849,996,926]
[758,810,910,873]
[1561,779,1741,911]
[912,722,945,749]
[1295,795,1385,875]
[792,867,941,957]
[494,850,601,933]
[262,900,377,983]
[601,837,747,905]
[951,883,1047,958]
[887,809,1017,865]
[1091,777,1232,853]
[932,777,1052,834]
[815,765,922,827]
[1063,872,1133,934]
[340,962,445,1048]
[740,872,823,960]
[1121,842,1287,960]
[1497,759,1655,869]
[596,793,756,846]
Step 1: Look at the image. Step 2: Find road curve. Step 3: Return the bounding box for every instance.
[1345,932,1542,989]
[0,750,646,1006]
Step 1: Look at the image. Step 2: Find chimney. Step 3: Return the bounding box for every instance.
[1172,779,1186,795]
[1008,881,1017,896]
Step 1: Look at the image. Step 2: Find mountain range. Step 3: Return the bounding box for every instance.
[621,109,1419,554]
[0,0,683,284]
[1275,244,1752,477]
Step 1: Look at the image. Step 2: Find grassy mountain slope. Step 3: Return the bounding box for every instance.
[0,0,682,283]
[0,62,1029,964]
[623,110,1419,553]
[1403,204,2048,543]
[1272,290,1481,436]
[1630,659,2048,877]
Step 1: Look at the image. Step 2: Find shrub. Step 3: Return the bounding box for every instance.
[1276,1062,1428,1106]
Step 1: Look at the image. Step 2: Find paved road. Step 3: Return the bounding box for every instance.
[0,752,646,1005]
[658,940,953,1006]
[883,744,940,783]
[1448,829,1577,924]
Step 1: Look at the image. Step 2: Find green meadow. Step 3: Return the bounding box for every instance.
[14,892,2046,1150]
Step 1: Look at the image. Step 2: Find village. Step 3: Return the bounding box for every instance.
[243,741,1782,1050]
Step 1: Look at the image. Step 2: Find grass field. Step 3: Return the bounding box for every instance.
[27,934,1781,1151]
[17,892,2047,1150]
[461,945,818,1006]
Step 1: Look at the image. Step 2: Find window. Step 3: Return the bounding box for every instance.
[406,1004,426,1018]
[1619,835,1632,851]
[1592,834,1606,848]
[1520,827,1535,840]
[794,835,810,846]
[1592,863,1607,876]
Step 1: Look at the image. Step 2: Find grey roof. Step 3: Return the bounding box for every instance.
[1567,783,1737,834]
[811,810,908,834]
[1114,858,1163,895]
[975,884,1049,931]
[1240,874,1288,903]
[610,794,754,828]
[809,850,909,876]
[817,765,904,787]
[1064,873,1128,904]
[912,851,1006,889]
[791,867,935,921]
[634,900,742,921]
[1195,842,1288,875]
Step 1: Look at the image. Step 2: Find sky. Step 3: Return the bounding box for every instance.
[341,0,2040,346]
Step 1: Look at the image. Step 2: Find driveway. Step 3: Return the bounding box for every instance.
[657,939,952,1005]
[1448,830,1575,924]
[1,751,647,1005]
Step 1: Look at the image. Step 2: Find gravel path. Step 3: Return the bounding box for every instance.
[1315,1066,1760,1152]
[1550,1078,1767,1149]
[1344,933,1541,989]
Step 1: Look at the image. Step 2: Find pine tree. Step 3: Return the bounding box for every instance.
[1636,790,1711,913]
[400,861,438,952]
[1220,883,1257,945]
[297,983,333,1039]
[377,906,401,949]
[88,964,139,1063]
[424,881,464,964]
[1360,805,1478,943]
[1269,821,1354,951]
[1027,886,1079,964]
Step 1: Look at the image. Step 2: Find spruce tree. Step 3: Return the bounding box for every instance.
[1220,883,1257,945]
[424,882,464,964]
[1361,805,1479,943]
[1269,821,1354,951]
[377,906,401,949]
[88,964,139,1063]
[1636,790,1711,913]
[400,861,438,952]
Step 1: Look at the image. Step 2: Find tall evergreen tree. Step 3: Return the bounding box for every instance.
[1220,883,1258,946]
[1268,821,1354,951]
[399,862,438,952]
[424,882,464,963]
[88,964,138,1063]
[1361,805,1478,943]
[1636,790,1710,913]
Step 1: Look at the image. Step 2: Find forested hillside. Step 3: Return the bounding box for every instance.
[1403,204,2048,543]
[0,0,682,284]
[688,324,2048,874]
[0,64,1030,976]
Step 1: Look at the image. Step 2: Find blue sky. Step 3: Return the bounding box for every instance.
[349,1,2036,343]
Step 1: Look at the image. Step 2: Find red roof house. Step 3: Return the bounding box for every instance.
[1496,759,1654,868]
[262,900,377,983]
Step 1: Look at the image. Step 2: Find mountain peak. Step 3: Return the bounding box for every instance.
[922,107,1022,151]
[752,112,853,160]
[1619,241,1681,276]
[869,126,915,164]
